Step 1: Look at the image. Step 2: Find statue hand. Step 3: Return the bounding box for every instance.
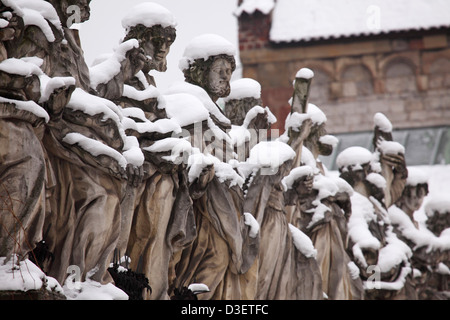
[381,153,407,178]
[46,84,76,119]
[126,163,144,187]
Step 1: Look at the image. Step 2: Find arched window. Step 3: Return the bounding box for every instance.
[341,64,374,97]
[385,60,417,94]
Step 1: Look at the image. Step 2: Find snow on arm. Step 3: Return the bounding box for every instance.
[63,132,128,169]
[244,212,259,238]
[288,223,317,258]
[281,165,314,192]
[223,78,261,102]
[89,39,139,89]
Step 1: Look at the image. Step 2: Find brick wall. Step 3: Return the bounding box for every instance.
[238,10,450,134]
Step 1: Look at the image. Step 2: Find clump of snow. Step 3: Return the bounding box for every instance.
[121,2,177,32]
[15,0,63,42]
[186,150,215,183]
[296,68,314,80]
[234,0,275,16]
[388,205,450,251]
[163,93,209,127]
[143,137,192,164]
[247,141,296,171]
[165,81,231,125]
[89,39,139,89]
[0,57,43,77]
[347,261,360,280]
[63,268,128,300]
[336,146,373,172]
[0,96,50,123]
[288,223,317,258]
[122,135,144,167]
[374,112,393,133]
[319,134,339,149]
[281,165,314,192]
[39,74,76,103]
[188,283,210,293]
[67,88,123,123]
[377,140,405,155]
[242,105,277,128]
[244,212,260,238]
[348,192,382,267]
[223,78,261,101]
[179,34,236,72]
[0,256,63,294]
[366,172,387,190]
[122,84,161,102]
[425,196,450,217]
[63,132,128,169]
[406,166,429,186]
[307,103,327,125]
[284,112,310,132]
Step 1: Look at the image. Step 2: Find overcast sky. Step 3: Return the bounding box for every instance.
[79,0,240,90]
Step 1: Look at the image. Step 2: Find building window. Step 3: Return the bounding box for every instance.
[341,64,374,97]
[385,60,417,94]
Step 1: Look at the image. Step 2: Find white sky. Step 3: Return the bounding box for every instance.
[79,0,240,91]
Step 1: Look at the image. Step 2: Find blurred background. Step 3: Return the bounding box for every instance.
[80,0,450,172]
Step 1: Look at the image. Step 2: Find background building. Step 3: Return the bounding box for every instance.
[236,0,450,168]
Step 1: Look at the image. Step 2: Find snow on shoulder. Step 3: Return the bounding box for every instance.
[163,93,209,127]
[179,33,236,72]
[121,2,177,32]
[288,223,317,258]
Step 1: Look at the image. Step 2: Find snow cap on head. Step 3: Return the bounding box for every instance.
[224,78,261,101]
[406,167,428,187]
[121,2,177,31]
[179,33,236,71]
[336,146,374,172]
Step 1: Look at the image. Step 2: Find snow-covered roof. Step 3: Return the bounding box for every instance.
[238,0,450,43]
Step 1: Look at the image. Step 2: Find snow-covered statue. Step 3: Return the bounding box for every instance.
[92,3,196,300]
[389,168,450,299]
[4,0,132,291]
[169,34,259,300]
[337,146,416,299]
[424,198,450,299]
[224,78,276,162]
[281,69,363,300]
[0,57,48,259]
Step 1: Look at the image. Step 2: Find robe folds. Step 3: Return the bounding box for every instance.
[0,118,47,259]
[171,176,259,300]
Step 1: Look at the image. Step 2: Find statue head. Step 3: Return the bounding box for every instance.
[224,78,263,126]
[124,24,176,73]
[183,54,236,103]
[180,34,236,103]
[122,3,177,73]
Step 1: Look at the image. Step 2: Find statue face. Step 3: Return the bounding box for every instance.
[206,57,233,101]
[139,26,175,72]
[401,186,427,213]
[76,0,92,22]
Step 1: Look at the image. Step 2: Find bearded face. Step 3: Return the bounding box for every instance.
[205,57,233,101]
